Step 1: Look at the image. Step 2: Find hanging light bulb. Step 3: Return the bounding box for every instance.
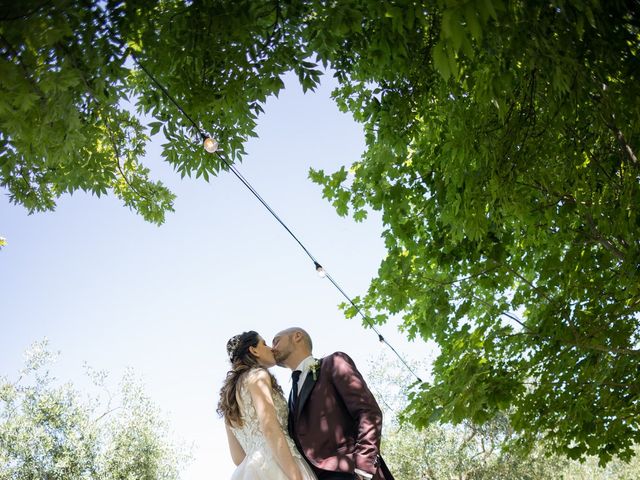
[203,136,219,153]
[314,261,326,278]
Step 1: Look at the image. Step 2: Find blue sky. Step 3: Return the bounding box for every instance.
[0,71,431,478]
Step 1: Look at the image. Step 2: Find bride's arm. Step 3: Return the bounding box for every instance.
[246,369,303,480]
[225,422,246,466]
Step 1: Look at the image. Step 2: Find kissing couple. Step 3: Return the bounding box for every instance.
[217,327,394,480]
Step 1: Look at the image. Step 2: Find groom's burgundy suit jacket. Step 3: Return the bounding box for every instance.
[288,352,394,480]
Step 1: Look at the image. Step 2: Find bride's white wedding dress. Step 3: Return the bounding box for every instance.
[230,369,317,480]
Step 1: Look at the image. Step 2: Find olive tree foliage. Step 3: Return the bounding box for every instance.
[368,355,640,480]
[1,0,638,463]
[0,340,188,479]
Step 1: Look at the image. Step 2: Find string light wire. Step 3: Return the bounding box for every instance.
[134,57,423,383]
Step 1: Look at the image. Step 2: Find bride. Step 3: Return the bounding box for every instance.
[217,331,317,480]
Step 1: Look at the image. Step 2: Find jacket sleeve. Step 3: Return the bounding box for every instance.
[328,352,383,475]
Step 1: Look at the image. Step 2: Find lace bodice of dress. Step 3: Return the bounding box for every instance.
[230,368,298,456]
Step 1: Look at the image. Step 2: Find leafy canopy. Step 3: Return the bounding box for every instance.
[1,0,316,222]
[1,0,639,464]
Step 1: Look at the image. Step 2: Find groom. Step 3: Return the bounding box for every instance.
[272,327,394,480]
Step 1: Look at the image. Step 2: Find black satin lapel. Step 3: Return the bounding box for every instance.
[296,359,323,416]
[295,374,315,416]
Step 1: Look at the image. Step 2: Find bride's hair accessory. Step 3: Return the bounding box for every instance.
[226,334,243,362]
[226,331,259,363]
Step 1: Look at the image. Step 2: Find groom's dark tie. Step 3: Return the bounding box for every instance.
[290,370,302,412]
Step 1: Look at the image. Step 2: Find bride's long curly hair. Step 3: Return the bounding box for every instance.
[217,330,283,427]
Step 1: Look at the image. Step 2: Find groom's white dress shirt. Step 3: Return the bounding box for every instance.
[292,355,316,397]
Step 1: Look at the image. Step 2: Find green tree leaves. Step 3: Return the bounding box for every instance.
[0,0,308,223]
[304,0,640,464]
[0,0,175,223]
[1,0,639,464]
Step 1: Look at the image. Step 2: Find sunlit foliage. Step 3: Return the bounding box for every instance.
[1,0,638,463]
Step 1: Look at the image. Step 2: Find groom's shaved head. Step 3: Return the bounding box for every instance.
[278,327,313,351]
[272,327,314,369]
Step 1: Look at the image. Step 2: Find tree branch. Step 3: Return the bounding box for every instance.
[584,213,626,261]
[608,123,638,166]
